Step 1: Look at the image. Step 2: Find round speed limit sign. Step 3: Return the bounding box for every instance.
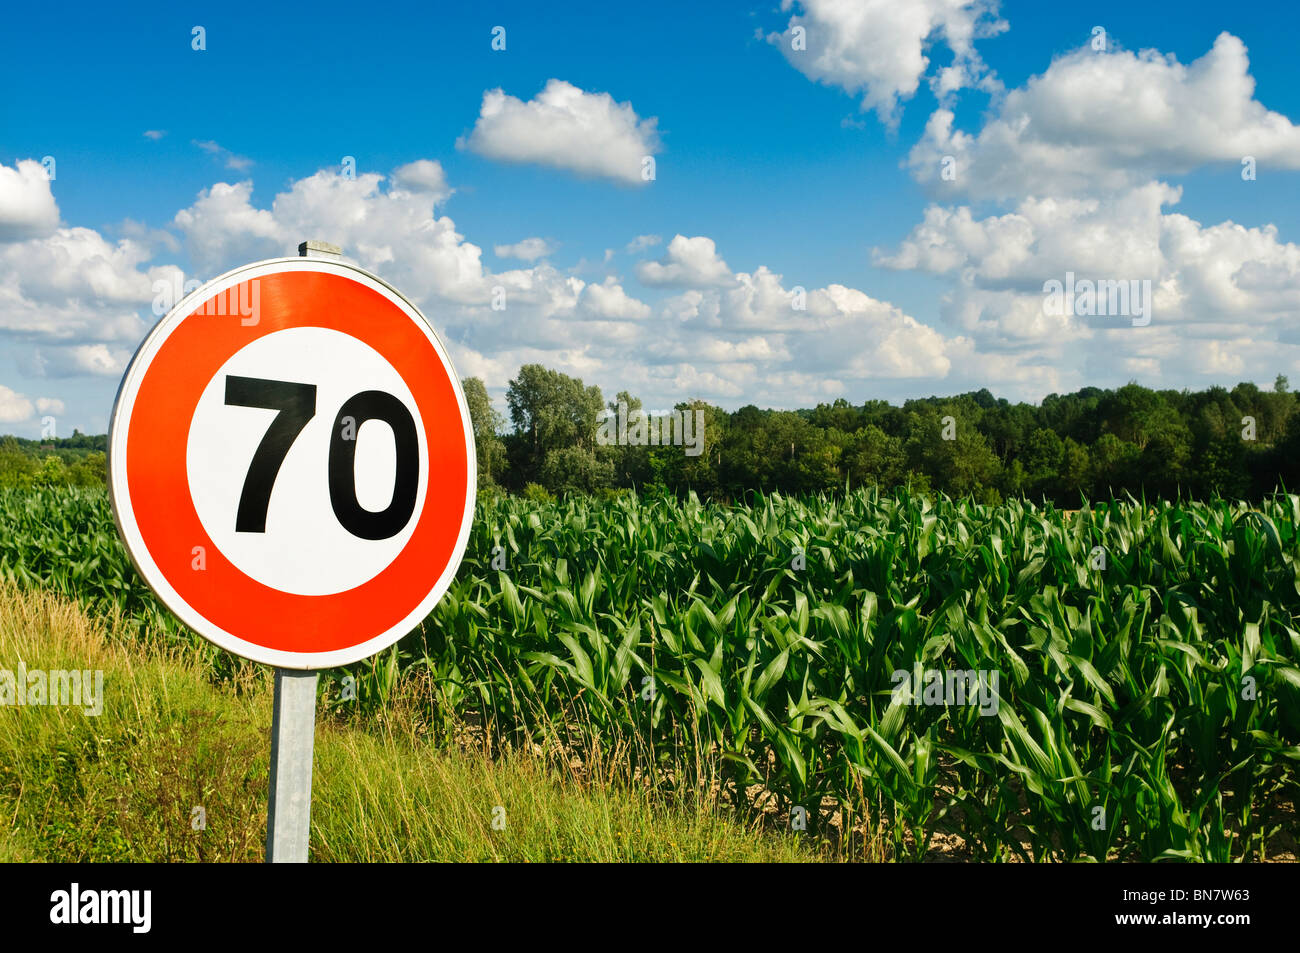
[108,256,477,668]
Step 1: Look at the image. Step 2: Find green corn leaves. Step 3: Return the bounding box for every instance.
[3,486,1298,860]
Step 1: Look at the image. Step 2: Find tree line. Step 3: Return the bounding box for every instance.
[469,366,1300,504]
[5,370,1298,503]
[0,431,107,488]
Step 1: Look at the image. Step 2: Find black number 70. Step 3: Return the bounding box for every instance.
[224,375,419,540]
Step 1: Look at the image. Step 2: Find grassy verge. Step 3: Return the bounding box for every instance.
[0,586,820,862]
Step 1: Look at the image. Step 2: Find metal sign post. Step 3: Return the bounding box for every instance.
[266,669,319,862]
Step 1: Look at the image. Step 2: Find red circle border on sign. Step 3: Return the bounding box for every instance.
[123,267,469,655]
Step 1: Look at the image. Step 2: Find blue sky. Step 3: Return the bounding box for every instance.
[3,0,1300,435]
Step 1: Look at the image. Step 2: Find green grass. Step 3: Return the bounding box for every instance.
[0,585,820,862]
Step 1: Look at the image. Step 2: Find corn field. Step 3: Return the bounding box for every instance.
[2,486,1298,860]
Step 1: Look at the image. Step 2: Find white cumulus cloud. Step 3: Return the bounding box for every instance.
[907,32,1300,200]
[0,160,60,241]
[0,385,35,423]
[636,235,734,288]
[876,183,1300,389]
[768,0,1007,125]
[459,79,660,186]
[577,278,651,321]
[392,159,451,200]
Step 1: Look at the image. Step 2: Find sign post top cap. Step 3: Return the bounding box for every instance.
[298,240,342,259]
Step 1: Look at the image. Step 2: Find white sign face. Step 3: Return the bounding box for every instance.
[108,257,477,669]
[186,326,429,596]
